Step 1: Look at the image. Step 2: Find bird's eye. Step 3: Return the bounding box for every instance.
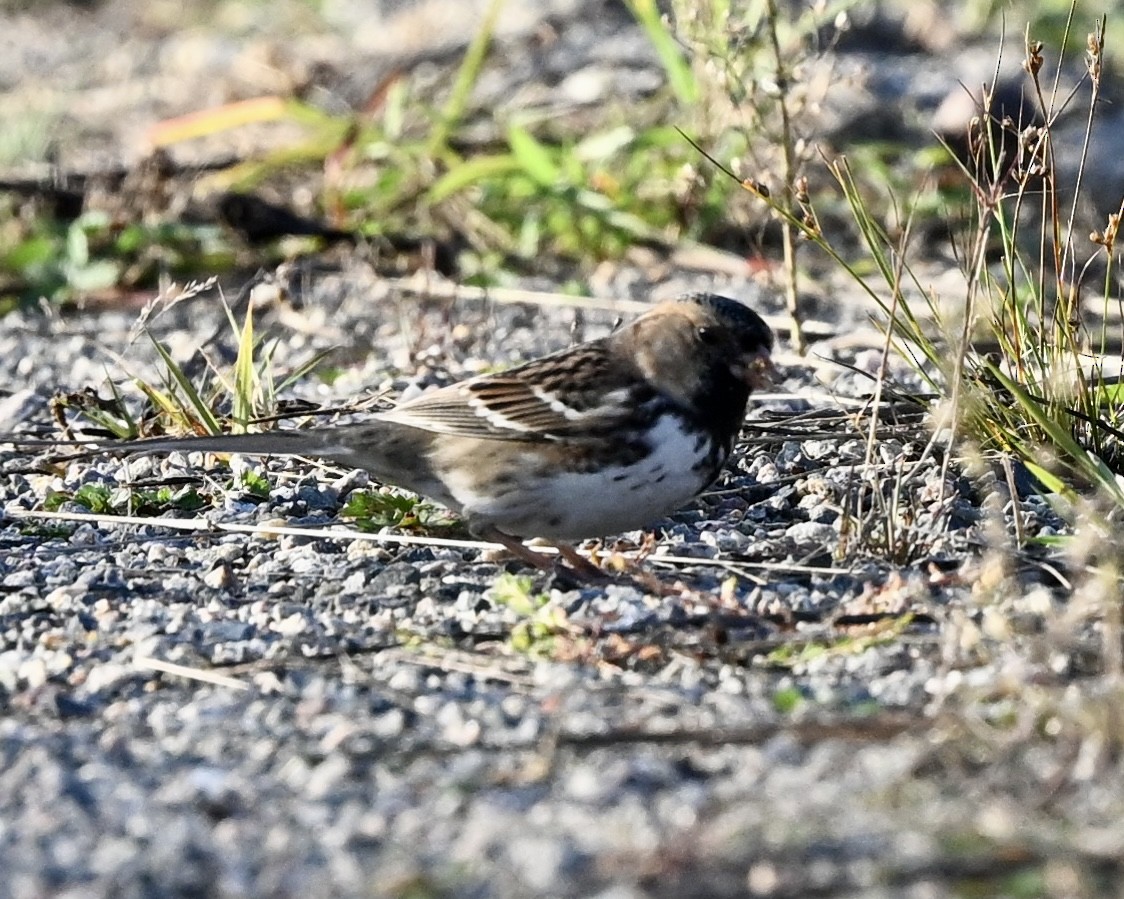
[697,326,720,345]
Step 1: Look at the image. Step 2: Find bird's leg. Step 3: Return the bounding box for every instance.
[474,525,561,571]
[473,525,606,582]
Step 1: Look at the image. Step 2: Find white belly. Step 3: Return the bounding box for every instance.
[449,415,722,539]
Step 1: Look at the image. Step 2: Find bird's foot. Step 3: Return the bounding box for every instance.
[476,528,691,593]
[547,541,613,582]
[476,527,613,583]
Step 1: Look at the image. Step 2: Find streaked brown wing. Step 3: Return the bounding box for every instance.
[377,345,642,441]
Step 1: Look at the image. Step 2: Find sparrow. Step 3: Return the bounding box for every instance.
[127,292,774,577]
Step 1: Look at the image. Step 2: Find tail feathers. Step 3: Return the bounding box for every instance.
[129,425,383,467]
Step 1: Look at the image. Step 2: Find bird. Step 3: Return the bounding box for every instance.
[127,292,774,578]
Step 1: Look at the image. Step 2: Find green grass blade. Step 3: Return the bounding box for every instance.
[428,0,505,157]
[275,348,339,395]
[624,0,698,104]
[986,362,1124,506]
[232,301,257,433]
[427,154,524,203]
[103,371,139,439]
[507,123,562,187]
[1021,459,1075,501]
[146,334,222,435]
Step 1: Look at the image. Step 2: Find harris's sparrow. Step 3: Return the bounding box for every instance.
[129,293,774,576]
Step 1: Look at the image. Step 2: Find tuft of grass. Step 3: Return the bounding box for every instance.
[688,5,1124,565]
[52,278,328,440]
[861,14,1124,519]
[665,0,858,352]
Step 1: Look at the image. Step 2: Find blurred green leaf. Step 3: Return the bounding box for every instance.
[773,686,805,713]
[3,235,55,271]
[574,126,636,162]
[507,123,562,187]
[65,259,120,292]
[65,221,90,268]
[428,154,523,203]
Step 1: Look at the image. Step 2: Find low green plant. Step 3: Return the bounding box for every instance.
[44,481,206,516]
[2,0,852,307]
[489,572,579,657]
[772,684,805,713]
[0,208,233,309]
[238,467,273,500]
[341,488,457,532]
[44,483,114,515]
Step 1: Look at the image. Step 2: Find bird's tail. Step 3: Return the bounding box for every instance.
[127,423,389,469]
[127,421,443,503]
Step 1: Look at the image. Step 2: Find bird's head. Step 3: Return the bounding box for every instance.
[619,293,775,418]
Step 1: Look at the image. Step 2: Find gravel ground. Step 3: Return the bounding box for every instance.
[3,2,1124,898]
[1,267,1111,899]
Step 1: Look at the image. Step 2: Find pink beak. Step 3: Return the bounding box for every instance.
[744,350,776,391]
